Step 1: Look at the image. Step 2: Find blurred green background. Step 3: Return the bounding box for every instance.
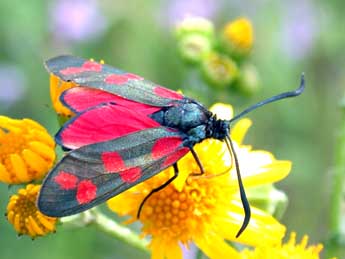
[0,0,344,258]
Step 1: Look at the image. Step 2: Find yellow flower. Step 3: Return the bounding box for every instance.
[222,17,253,54]
[6,184,57,238]
[107,103,291,259]
[240,232,335,259]
[0,116,55,184]
[50,74,76,118]
[49,59,105,120]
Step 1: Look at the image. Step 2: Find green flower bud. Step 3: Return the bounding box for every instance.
[177,34,212,64]
[247,185,288,220]
[201,52,238,89]
[175,17,214,40]
[237,63,260,95]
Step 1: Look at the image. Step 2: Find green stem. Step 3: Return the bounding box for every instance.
[92,210,149,254]
[326,98,345,257]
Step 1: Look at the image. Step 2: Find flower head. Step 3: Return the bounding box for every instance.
[240,232,333,259]
[0,116,55,184]
[108,103,291,259]
[6,184,57,238]
[222,17,253,55]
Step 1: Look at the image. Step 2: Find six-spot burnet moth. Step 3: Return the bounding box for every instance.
[37,55,305,237]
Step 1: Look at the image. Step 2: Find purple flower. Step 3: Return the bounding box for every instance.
[280,0,318,60]
[50,0,107,42]
[0,64,26,108]
[163,0,220,27]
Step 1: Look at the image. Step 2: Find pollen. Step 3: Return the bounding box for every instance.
[0,116,56,184]
[6,184,57,238]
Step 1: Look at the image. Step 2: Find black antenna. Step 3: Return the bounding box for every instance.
[225,136,251,238]
[230,74,305,123]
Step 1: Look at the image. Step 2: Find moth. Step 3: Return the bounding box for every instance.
[38,55,305,237]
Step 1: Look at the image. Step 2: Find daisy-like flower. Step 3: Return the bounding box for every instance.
[107,103,291,259]
[0,116,55,184]
[240,232,336,259]
[222,17,253,55]
[6,184,57,238]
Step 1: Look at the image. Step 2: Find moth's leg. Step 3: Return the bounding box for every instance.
[189,147,205,176]
[137,163,179,219]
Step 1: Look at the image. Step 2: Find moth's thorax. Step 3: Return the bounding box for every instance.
[150,98,230,146]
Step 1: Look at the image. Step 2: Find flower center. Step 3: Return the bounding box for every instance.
[141,176,221,243]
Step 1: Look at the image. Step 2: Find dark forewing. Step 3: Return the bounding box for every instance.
[45,55,184,107]
[38,127,189,217]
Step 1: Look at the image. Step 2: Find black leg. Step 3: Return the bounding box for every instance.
[189,147,205,176]
[137,163,179,219]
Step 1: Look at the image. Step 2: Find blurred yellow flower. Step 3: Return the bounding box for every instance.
[0,116,55,184]
[107,103,291,259]
[223,17,253,54]
[50,74,76,117]
[7,184,57,238]
[240,232,335,259]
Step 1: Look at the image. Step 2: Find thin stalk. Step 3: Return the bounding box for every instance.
[326,98,345,257]
[91,210,149,253]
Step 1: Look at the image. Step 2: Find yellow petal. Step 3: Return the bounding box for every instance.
[28,216,45,236]
[217,201,286,247]
[194,232,240,259]
[241,161,292,188]
[231,118,252,144]
[23,119,46,132]
[25,220,36,237]
[7,210,15,223]
[32,130,55,147]
[22,149,49,174]
[28,141,56,162]
[36,213,55,231]
[9,154,30,182]
[150,237,182,259]
[13,213,21,232]
[0,162,12,183]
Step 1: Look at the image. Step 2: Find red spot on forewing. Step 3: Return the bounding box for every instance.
[126,73,144,80]
[82,61,102,71]
[152,137,184,159]
[60,61,102,75]
[54,171,78,190]
[76,180,97,204]
[119,167,142,183]
[104,73,143,85]
[162,148,189,167]
[153,86,183,100]
[101,151,126,172]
